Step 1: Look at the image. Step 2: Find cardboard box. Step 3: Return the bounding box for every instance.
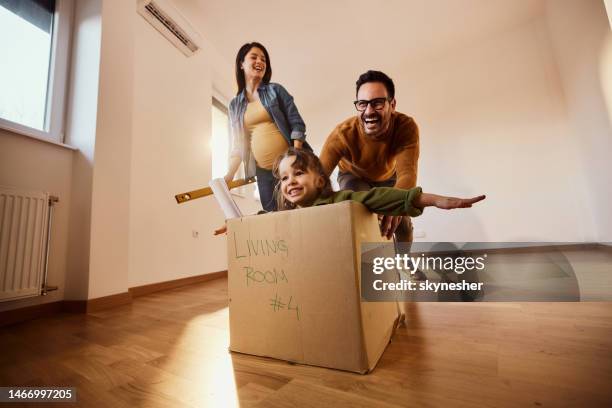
[227,201,400,374]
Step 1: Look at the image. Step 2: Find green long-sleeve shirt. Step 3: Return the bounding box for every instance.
[311,187,424,216]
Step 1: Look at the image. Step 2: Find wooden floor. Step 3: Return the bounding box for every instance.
[1,277,611,407]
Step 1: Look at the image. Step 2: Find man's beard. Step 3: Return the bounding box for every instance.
[361,113,389,140]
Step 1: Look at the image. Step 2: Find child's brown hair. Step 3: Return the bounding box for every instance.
[272,147,334,211]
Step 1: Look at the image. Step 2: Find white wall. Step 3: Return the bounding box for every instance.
[308,6,610,243]
[127,3,261,288]
[63,0,101,300]
[0,132,73,311]
[84,0,135,299]
[0,0,102,311]
[545,0,612,243]
[401,15,590,242]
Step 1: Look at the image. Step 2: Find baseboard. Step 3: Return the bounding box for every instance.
[0,271,228,326]
[478,243,600,254]
[0,301,62,327]
[596,243,612,253]
[418,242,600,256]
[86,292,133,313]
[129,270,227,298]
[62,300,87,313]
[513,243,602,254]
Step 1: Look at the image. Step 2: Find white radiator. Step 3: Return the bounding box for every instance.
[0,186,58,302]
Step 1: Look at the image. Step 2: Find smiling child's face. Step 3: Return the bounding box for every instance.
[278,156,324,208]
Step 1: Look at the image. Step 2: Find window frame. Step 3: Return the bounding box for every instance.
[211,95,231,178]
[0,0,73,145]
[211,91,251,198]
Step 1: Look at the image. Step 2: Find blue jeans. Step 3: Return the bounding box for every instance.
[256,166,278,212]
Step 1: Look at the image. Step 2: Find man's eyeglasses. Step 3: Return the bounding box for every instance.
[353,97,390,112]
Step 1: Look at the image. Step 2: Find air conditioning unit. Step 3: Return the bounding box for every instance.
[137,0,202,57]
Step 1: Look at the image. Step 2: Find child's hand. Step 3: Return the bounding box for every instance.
[434,194,486,209]
[213,223,228,235]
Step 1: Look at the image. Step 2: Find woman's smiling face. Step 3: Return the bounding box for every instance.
[241,46,267,81]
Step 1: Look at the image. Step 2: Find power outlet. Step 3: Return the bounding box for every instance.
[413,229,426,238]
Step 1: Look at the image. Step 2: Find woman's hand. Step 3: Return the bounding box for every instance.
[224,156,241,184]
[214,223,228,236]
[293,139,303,149]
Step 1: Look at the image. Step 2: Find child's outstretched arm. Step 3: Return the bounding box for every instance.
[413,193,486,210]
[316,187,485,216]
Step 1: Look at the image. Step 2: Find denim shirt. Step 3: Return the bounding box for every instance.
[229,82,307,178]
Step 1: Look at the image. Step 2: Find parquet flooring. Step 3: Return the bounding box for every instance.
[1,267,611,407]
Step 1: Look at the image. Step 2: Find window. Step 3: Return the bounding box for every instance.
[210,96,252,198]
[0,0,72,143]
[210,97,230,179]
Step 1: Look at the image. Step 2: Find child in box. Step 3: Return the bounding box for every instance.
[214,148,484,235]
[273,147,485,215]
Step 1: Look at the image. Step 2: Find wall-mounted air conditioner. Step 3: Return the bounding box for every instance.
[137,0,202,57]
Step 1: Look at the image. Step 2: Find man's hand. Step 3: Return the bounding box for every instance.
[434,195,486,209]
[380,215,403,239]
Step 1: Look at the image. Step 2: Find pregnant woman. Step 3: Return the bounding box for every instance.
[224,42,309,211]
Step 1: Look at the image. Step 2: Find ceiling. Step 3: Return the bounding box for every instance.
[174,0,545,143]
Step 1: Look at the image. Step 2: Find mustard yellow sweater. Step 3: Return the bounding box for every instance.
[319,112,419,190]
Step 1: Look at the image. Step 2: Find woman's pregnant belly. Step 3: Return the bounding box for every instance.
[250,123,289,170]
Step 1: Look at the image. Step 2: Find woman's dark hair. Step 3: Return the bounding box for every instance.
[272,147,333,211]
[355,70,395,99]
[235,42,272,95]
